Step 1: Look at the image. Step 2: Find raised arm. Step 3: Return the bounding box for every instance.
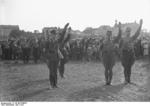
[62,27,72,47]
[62,23,69,36]
[131,19,143,41]
[58,23,69,43]
[113,22,122,43]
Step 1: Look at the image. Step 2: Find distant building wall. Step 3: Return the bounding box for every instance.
[42,27,57,37]
[0,25,19,41]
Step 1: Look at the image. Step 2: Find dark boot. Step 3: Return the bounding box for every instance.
[59,60,65,78]
[124,67,128,84]
[108,69,113,85]
[127,66,132,83]
[105,69,109,85]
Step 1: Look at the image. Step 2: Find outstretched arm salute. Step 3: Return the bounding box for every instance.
[113,22,122,43]
[58,23,69,43]
[131,19,143,41]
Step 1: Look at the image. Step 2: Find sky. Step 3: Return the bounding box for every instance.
[0,0,150,32]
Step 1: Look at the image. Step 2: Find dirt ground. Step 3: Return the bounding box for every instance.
[0,59,150,101]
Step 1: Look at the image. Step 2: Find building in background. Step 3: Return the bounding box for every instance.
[42,27,57,38]
[33,30,42,38]
[34,30,40,34]
[0,25,19,41]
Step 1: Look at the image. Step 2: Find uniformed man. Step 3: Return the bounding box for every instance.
[100,23,121,85]
[45,37,59,88]
[119,19,143,84]
[58,40,70,78]
[58,26,71,78]
[46,23,70,88]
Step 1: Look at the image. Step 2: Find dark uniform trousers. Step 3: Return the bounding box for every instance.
[121,48,135,83]
[58,48,68,78]
[101,40,117,85]
[102,50,115,85]
[46,52,59,88]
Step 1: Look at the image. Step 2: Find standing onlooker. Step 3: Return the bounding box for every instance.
[0,44,2,59]
[148,43,150,59]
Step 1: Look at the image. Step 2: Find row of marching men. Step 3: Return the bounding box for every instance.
[45,19,145,88]
[100,19,143,85]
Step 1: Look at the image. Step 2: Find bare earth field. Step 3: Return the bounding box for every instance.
[0,60,150,101]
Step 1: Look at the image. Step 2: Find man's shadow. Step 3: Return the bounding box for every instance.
[67,83,126,101]
[9,79,50,101]
[13,87,49,101]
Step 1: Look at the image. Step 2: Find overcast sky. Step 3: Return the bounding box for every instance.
[0,0,150,32]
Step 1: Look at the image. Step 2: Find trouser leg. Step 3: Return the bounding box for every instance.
[49,73,54,87]
[123,65,128,83]
[48,61,58,88]
[108,68,113,84]
[53,69,57,87]
[48,63,54,88]
[53,62,58,87]
[59,59,65,78]
[105,67,109,85]
[127,65,132,83]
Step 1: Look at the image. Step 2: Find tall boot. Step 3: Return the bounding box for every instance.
[124,67,128,84]
[108,69,113,85]
[49,74,54,88]
[53,62,58,88]
[105,69,109,85]
[127,66,132,83]
[59,60,65,78]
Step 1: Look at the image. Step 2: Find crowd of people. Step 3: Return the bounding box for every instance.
[0,33,146,63]
[0,37,42,63]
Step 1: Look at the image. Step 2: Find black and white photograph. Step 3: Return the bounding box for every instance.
[0,0,150,103]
